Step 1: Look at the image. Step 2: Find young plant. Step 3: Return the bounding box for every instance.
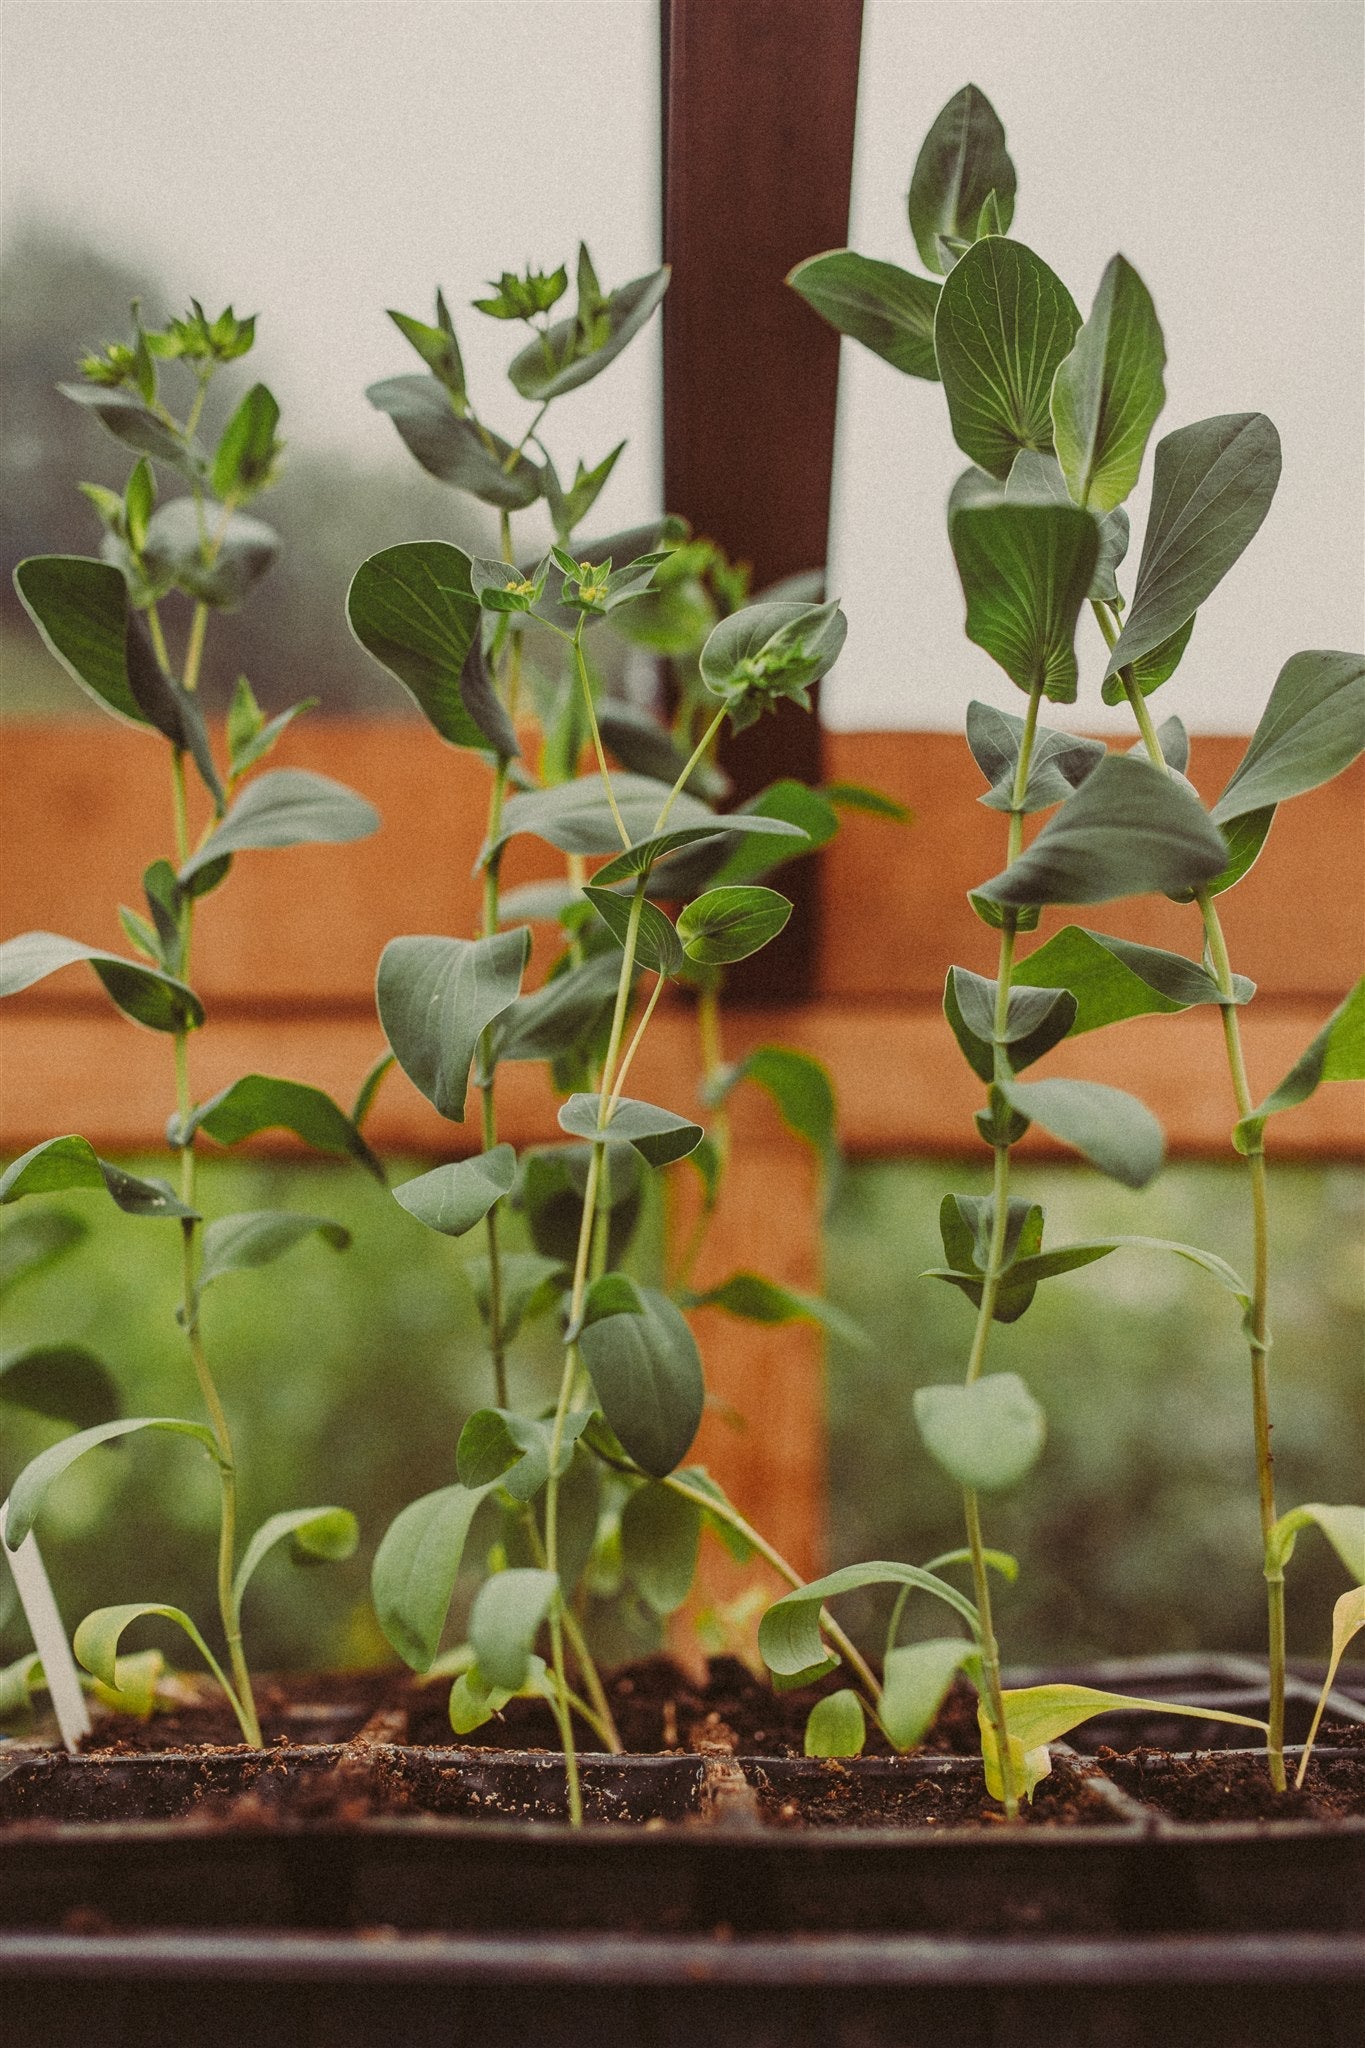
[0,302,383,1742]
[772,84,1362,1806]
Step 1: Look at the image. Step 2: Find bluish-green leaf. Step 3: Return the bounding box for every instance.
[943,967,1076,1081]
[178,769,378,885]
[621,1482,702,1615]
[1050,254,1166,513]
[1212,652,1365,824]
[140,497,280,610]
[469,1567,558,1690]
[0,1137,195,1219]
[189,1073,385,1179]
[914,1373,1046,1492]
[0,1345,121,1430]
[788,251,939,378]
[366,376,542,508]
[377,929,530,1122]
[998,1074,1165,1188]
[457,1407,589,1503]
[934,240,1080,479]
[59,383,201,474]
[392,1148,517,1237]
[0,931,202,1034]
[595,700,729,801]
[558,1093,704,1166]
[577,1285,704,1478]
[508,260,669,402]
[3,1415,223,1550]
[591,814,805,890]
[692,782,832,891]
[494,952,621,1064]
[347,541,517,754]
[966,699,1106,814]
[1013,926,1253,1033]
[1234,979,1365,1155]
[908,83,1016,274]
[489,774,715,861]
[949,500,1099,703]
[976,754,1228,906]
[198,1210,351,1288]
[371,1482,496,1671]
[583,887,684,976]
[699,600,847,729]
[1105,413,1282,680]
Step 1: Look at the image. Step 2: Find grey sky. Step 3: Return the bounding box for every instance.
[3,0,1361,732]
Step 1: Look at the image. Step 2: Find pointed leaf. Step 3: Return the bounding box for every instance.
[59,382,200,472]
[621,1482,702,1615]
[4,1415,223,1550]
[759,1563,979,1681]
[494,952,621,1063]
[508,264,669,402]
[1235,979,1365,1154]
[710,1045,838,1177]
[371,1483,496,1671]
[1298,1587,1365,1784]
[489,774,715,860]
[976,754,1229,906]
[198,1211,350,1288]
[0,931,202,1034]
[934,239,1080,478]
[211,382,280,500]
[469,1567,558,1690]
[677,885,792,965]
[191,1072,385,1180]
[687,1273,868,1349]
[1212,651,1365,823]
[591,814,805,889]
[1106,414,1282,679]
[178,769,378,885]
[943,967,1077,1082]
[1013,926,1253,1033]
[0,1136,194,1219]
[0,1345,121,1430]
[393,1148,517,1237]
[457,1407,588,1503]
[583,887,684,976]
[967,699,1105,815]
[558,1093,704,1166]
[366,376,542,507]
[377,929,531,1122]
[997,1074,1165,1187]
[595,699,729,800]
[577,1285,704,1478]
[232,1507,358,1612]
[1267,1502,1365,1583]
[908,84,1017,274]
[72,1604,230,1696]
[1050,255,1166,513]
[788,251,939,378]
[141,498,279,610]
[949,500,1098,702]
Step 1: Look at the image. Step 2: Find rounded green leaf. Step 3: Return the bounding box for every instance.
[494,952,620,1064]
[366,376,542,508]
[190,1072,385,1180]
[788,251,939,378]
[908,84,1016,275]
[1267,1502,1365,1583]
[621,1482,702,1615]
[198,1211,351,1289]
[966,699,1105,815]
[72,1603,231,1697]
[377,929,531,1123]
[347,541,517,754]
[232,1506,359,1613]
[880,1638,976,1751]
[0,1345,121,1430]
[943,967,1077,1083]
[699,600,846,727]
[997,1074,1165,1189]
[1050,254,1166,513]
[558,1093,704,1167]
[392,1148,517,1238]
[677,886,793,966]
[949,500,1099,703]
[804,1688,866,1758]
[0,1136,195,1219]
[913,1374,1047,1492]
[759,1562,979,1682]
[140,498,279,610]
[0,930,203,1034]
[178,769,378,885]
[489,774,716,861]
[583,887,684,976]
[370,1482,495,1672]
[3,1415,223,1551]
[934,240,1080,479]
[576,1285,704,1478]
[469,1567,558,1691]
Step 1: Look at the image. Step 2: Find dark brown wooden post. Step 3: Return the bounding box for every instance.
[662,0,864,998]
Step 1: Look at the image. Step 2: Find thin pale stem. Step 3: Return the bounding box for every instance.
[606,973,665,1113]
[573,627,631,848]
[182,602,209,696]
[519,1510,623,1752]
[652,706,727,833]
[477,760,511,1407]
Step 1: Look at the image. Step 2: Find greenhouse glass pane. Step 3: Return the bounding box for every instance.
[824,1,1363,733]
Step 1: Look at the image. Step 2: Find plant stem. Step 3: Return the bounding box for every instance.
[519,1510,623,1752]
[477,758,511,1407]
[572,625,631,848]
[1098,604,1287,1789]
[183,601,209,696]
[654,706,728,832]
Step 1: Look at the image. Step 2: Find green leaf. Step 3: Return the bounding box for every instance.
[518,1142,643,1267]
[140,499,280,610]
[0,1651,45,1724]
[914,1374,1047,1492]
[72,1604,231,1697]
[997,1074,1165,1188]
[388,291,467,405]
[948,500,1099,703]
[490,774,714,861]
[191,1073,384,1179]
[621,1482,702,1615]
[0,1136,195,1219]
[908,84,1016,274]
[982,1684,1266,1803]
[677,886,792,965]
[699,600,847,730]
[943,967,1076,1082]
[0,1345,121,1430]
[457,1407,588,1503]
[759,1563,978,1681]
[577,1284,704,1479]
[347,541,516,754]
[879,1639,977,1751]
[543,442,627,539]
[178,769,378,885]
[1212,651,1365,824]
[1298,1588,1365,1785]
[13,556,221,798]
[695,783,835,891]
[469,1567,558,1690]
[787,251,939,378]
[1013,926,1253,1033]
[59,382,201,475]
[928,1232,1248,1325]
[805,1689,867,1758]
[583,887,684,977]
[710,1046,838,1176]
[558,1093,704,1166]
[1234,979,1365,1154]
[0,1209,88,1301]
[377,929,530,1122]
[975,754,1229,906]
[0,930,202,1034]
[934,240,1080,479]
[1106,616,1198,707]
[392,1148,517,1237]
[1050,255,1166,513]
[366,376,542,508]
[466,1253,565,1344]
[198,1210,350,1289]
[595,700,729,801]
[211,383,280,500]
[966,699,1106,815]
[232,1507,358,1613]
[1267,1502,1365,1583]
[591,814,805,890]
[494,952,621,1065]
[3,1415,223,1551]
[822,781,913,823]
[1105,414,1281,681]
[508,261,669,402]
[370,1482,496,1671]
[687,1273,867,1349]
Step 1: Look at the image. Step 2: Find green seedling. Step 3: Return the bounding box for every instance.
[780,83,1364,1806]
[1,303,380,1742]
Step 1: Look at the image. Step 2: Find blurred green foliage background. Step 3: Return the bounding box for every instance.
[2,1154,1359,1676]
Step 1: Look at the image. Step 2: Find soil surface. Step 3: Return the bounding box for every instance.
[1103,1745,1365,1823]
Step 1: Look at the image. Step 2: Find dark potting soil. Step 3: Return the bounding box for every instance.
[1103,1746,1365,1823]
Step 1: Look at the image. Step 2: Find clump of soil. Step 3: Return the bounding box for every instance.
[750,1757,1118,1830]
[1102,1746,1365,1822]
